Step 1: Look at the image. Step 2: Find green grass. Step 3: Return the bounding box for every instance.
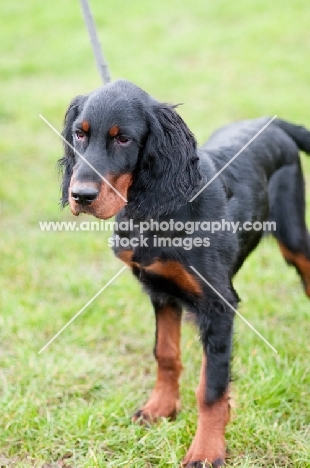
[1,0,310,466]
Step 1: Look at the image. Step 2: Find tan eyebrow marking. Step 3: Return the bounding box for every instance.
[109,125,120,137]
[82,120,90,132]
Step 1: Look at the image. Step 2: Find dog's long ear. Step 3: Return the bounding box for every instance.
[126,104,203,219]
[58,95,87,207]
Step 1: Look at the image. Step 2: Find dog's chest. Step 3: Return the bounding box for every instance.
[115,248,202,297]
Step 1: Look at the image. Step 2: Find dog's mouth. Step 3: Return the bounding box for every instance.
[69,173,132,220]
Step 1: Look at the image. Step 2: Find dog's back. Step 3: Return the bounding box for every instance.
[200,117,310,280]
[201,117,310,168]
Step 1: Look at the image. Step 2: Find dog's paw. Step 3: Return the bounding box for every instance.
[183,459,225,468]
[132,408,156,424]
[132,390,181,424]
[182,431,226,468]
[182,458,225,468]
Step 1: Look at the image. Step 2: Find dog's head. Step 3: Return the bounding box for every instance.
[59,80,202,220]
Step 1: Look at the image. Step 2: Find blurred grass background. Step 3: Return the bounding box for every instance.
[1,0,310,466]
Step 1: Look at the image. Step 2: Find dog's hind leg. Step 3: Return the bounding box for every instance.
[133,299,182,422]
[269,162,310,296]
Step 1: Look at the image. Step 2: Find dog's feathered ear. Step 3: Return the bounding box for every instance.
[126,104,203,219]
[58,95,87,207]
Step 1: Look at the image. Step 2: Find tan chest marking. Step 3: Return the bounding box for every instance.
[144,260,202,295]
[117,250,138,268]
[117,251,202,295]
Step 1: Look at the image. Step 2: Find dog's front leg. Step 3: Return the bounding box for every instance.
[183,299,234,468]
[133,299,182,422]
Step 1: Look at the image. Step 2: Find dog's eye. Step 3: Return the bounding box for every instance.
[116,135,131,146]
[75,130,86,140]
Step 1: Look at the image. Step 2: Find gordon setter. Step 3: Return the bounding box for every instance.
[59,79,310,467]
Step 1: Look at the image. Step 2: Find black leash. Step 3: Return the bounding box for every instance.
[79,0,111,85]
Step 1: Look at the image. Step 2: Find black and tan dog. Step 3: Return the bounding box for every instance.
[59,80,310,467]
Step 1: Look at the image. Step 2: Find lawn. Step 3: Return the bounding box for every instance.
[1,0,310,467]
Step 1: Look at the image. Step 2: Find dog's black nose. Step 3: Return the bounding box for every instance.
[71,186,99,205]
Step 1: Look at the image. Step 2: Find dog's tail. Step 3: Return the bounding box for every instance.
[274,118,310,154]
